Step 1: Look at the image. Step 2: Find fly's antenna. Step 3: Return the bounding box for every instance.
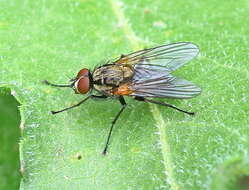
[42,80,72,88]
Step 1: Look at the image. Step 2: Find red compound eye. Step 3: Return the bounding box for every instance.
[76,77,90,94]
[77,68,89,78]
[75,68,90,94]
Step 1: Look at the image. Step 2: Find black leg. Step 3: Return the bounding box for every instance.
[51,95,108,114]
[91,95,108,99]
[51,96,91,114]
[102,96,127,155]
[134,96,194,115]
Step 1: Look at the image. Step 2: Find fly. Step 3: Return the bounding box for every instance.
[44,42,201,155]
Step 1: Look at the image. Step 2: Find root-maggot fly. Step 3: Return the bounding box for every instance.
[44,42,201,155]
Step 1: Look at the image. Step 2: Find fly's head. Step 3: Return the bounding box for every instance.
[70,68,92,94]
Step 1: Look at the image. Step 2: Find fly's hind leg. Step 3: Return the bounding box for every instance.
[134,96,195,115]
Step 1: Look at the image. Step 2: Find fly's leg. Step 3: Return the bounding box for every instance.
[51,96,91,114]
[102,96,127,155]
[134,96,194,115]
[91,95,108,99]
[51,95,107,114]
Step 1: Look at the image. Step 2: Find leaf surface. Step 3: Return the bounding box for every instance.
[0,0,249,189]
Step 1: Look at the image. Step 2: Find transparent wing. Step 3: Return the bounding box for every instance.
[114,42,199,72]
[130,74,201,99]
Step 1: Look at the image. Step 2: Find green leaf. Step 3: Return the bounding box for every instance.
[0,89,20,190]
[1,0,249,189]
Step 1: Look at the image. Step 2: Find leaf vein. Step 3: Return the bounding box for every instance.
[108,0,179,189]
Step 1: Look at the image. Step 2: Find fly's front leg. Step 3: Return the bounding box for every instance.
[102,96,127,155]
[134,96,194,115]
[51,96,91,114]
[91,95,108,99]
[51,95,107,114]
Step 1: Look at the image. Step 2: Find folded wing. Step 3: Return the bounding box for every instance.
[115,42,199,72]
[114,42,201,98]
[131,75,201,98]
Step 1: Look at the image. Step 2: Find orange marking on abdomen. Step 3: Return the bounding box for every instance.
[112,84,133,95]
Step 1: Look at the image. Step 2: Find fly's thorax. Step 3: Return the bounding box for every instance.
[93,84,114,96]
[92,64,133,86]
[92,64,134,96]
